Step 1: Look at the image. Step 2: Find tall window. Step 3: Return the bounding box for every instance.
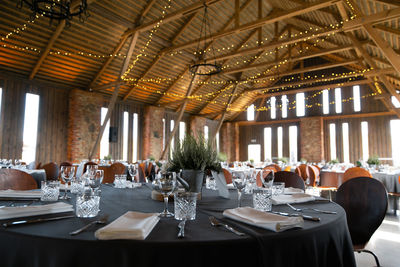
[204,125,209,141]
[289,126,298,163]
[100,108,110,159]
[132,113,138,162]
[0,88,2,118]
[122,112,129,161]
[329,123,336,160]
[390,120,400,166]
[296,93,305,117]
[391,96,400,108]
[247,104,255,121]
[281,95,288,118]
[22,93,40,163]
[361,121,369,162]
[170,120,175,158]
[353,85,361,112]
[277,126,283,158]
[270,97,276,119]
[179,121,186,143]
[248,144,261,163]
[342,123,350,163]
[322,89,329,114]
[335,88,342,113]
[216,131,220,153]
[264,127,272,161]
[162,118,166,150]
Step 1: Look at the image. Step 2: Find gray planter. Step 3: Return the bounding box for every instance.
[181,169,204,193]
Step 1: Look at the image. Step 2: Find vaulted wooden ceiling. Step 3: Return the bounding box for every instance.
[1,0,400,121]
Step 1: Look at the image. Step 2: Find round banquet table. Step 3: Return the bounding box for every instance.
[0,185,356,267]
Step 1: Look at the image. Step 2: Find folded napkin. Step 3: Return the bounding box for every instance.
[284,187,304,195]
[125,181,142,189]
[223,207,303,232]
[0,190,42,199]
[95,211,159,240]
[272,193,315,205]
[0,202,73,220]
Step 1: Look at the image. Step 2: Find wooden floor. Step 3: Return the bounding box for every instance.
[354,212,400,267]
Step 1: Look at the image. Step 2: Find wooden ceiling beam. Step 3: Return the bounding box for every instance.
[161,0,340,54]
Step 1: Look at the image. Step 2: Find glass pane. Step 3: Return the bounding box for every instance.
[123,112,129,161]
[335,88,342,113]
[391,120,400,166]
[170,120,175,158]
[342,123,350,163]
[162,118,166,150]
[132,113,138,162]
[353,85,361,112]
[264,127,271,161]
[270,97,276,119]
[361,121,369,162]
[289,126,298,163]
[22,93,40,163]
[281,95,287,118]
[216,132,220,153]
[277,126,283,158]
[322,89,329,114]
[247,104,255,121]
[248,144,261,163]
[204,125,209,141]
[329,123,336,161]
[179,121,186,143]
[391,96,400,108]
[296,93,305,117]
[99,108,110,160]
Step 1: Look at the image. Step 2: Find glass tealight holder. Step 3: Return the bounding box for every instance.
[41,181,60,202]
[114,174,127,188]
[174,192,198,221]
[252,188,272,212]
[75,188,100,218]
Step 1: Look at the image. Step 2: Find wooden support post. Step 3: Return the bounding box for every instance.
[159,73,198,160]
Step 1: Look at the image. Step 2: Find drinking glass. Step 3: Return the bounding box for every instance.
[88,169,103,193]
[174,192,198,220]
[114,174,127,188]
[76,187,100,218]
[253,188,272,211]
[261,170,274,188]
[272,182,285,196]
[128,164,137,182]
[60,166,75,199]
[152,172,176,217]
[232,171,247,207]
[41,181,60,201]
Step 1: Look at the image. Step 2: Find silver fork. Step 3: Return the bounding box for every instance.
[69,215,109,235]
[209,216,245,236]
[286,203,337,214]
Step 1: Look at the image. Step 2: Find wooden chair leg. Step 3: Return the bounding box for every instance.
[356,249,381,267]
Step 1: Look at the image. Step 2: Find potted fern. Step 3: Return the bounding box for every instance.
[168,133,221,192]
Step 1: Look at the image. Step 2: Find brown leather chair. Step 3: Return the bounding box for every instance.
[265,164,281,172]
[83,161,98,173]
[274,171,305,190]
[59,161,72,167]
[35,162,42,169]
[222,168,232,184]
[343,167,372,183]
[256,169,273,187]
[0,169,38,190]
[336,177,387,267]
[41,162,59,181]
[103,162,126,184]
[295,164,309,182]
[308,165,320,187]
[138,163,146,183]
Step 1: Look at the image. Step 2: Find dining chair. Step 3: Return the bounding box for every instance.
[41,162,59,181]
[274,171,305,190]
[295,164,309,182]
[308,165,320,187]
[222,168,232,184]
[83,161,98,174]
[138,163,146,182]
[59,161,72,167]
[103,162,126,184]
[35,162,42,169]
[256,169,273,187]
[0,169,38,190]
[283,166,292,172]
[265,164,281,172]
[343,167,372,183]
[336,177,387,267]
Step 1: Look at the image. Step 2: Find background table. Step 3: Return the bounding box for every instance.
[0,185,356,267]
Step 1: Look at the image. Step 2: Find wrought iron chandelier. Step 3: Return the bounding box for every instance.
[189,2,221,76]
[18,0,89,26]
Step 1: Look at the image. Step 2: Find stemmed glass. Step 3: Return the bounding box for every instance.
[232,171,247,207]
[128,164,137,182]
[261,170,274,188]
[60,166,75,199]
[152,172,176,217]
[88,169,103,192]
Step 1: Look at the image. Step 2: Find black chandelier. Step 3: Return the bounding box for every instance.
[189,3,221,76]
[18,0,89,26]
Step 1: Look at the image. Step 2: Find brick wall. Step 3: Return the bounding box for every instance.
[189,116,206,138]
[142,106,164,160]
[300,117,324,162]
[220,122,239,162]
[68,89,104,162]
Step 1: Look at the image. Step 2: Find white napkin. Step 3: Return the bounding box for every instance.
[0,190,42,199]
[223,207,303,232]
[95,211,159,240]
[284,187,304,195]
[226,183,235,189]
[212,171,229,199]
[272,193,315,205]
[0,202,73,220]
[125,181,142,189]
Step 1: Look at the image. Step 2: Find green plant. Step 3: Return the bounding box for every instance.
[328,159,339,164]
[277,157,288,164]
[356,160,362,167]
[367,155,380,166]
[217,152,228,162]
[149,155,155,161]
[249,159,254,164]
[103,155,112,160]
[168,133,221,172]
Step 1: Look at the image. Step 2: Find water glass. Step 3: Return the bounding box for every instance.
[41,181,60,201]
[70,178,85,194]
[174,192,198,220]
[75,188,100,218]
[253,188,272,212]
[272,182,285,196]
[114,174,127,188]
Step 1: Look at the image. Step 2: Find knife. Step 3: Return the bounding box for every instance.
[271,211,320,222]
[2,215,74,227]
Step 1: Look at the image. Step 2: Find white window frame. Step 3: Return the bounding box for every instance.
[335,88,342,113]
[22,93,40,163]
[296,93,305,117]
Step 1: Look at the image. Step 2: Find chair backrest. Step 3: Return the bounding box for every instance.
[103,162,126,184]
[59,161,72,167]
[222,168,232,184]
[274,171,305,190]
[265,164,281,172]
[336,177,387,248]
[295,164,309,181]
[0,169,38,190]
[138,163,146,182]
[256,169,273,187]
[83,162,98,173]
[41,162,59,181]
[308,165,320,187]
[35,162,42,169]
[343,167,372,183]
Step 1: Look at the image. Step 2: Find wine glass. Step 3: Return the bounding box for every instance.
[152,172,176,217]
[128,164,137,182]
[232,171,247,207]
[60,166,75,199]
[88,169,103,192]
[261,170,274,188]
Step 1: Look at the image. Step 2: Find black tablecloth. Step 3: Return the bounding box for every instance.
[0,185,356,267]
